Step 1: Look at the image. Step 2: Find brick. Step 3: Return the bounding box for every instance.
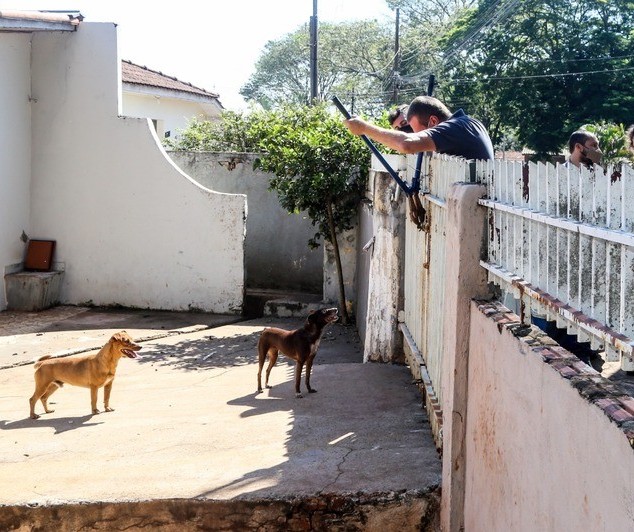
[594,398,634,424]
[618,396,634,416]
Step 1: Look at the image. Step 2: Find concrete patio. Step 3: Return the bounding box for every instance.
[0,306,442,531]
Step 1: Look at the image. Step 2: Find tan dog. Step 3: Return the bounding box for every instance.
[29,331,141,419]
[257,308,339,398]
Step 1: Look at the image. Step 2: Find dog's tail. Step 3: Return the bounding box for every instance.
[33,355,53,369]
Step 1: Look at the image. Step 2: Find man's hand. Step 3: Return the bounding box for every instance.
[343,116,436,155]
[344,117,369,136]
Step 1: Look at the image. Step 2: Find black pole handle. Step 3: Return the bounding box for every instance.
[332,96,412,195]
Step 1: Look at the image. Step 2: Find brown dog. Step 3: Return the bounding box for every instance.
[29,331,141,419]
[257,308,339,398]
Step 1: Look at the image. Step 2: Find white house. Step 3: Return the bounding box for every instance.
[0,10,245,313]
[121,60,223,142]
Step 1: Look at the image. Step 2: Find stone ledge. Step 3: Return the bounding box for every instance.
[0,490,441,532]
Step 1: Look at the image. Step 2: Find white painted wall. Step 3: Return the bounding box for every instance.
[169,152,323,294]
[465,302,634,531]
[122,90,220,142]
[0,33,32,309]
[7,22,246,313]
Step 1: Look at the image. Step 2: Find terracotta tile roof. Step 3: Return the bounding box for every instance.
[121,60,219,100]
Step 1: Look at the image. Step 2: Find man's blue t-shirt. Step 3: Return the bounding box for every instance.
[427,109,494,161]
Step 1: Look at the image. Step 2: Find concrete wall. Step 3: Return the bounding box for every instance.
[169,151,322,294]
[420,183,634,531]
[360,155,408,362]
[0,33,32,308]
[465,301,634,532]
[355,203,373,344]
[323,227,357,312]
[0,22,246,313]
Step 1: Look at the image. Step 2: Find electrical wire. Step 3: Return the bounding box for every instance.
[450,65,634,83]
[442,0,522,63]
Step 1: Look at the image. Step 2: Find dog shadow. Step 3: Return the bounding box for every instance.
[137,331,264,372]
[0,414,103,434]
[227,364,315,419]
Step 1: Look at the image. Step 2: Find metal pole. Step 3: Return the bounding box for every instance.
[427,74,435,97]
[309,0,318,103]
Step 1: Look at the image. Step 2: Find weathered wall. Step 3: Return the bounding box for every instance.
[363,155,407,362]
[23,23,245,313]
[465,301,634,531]
[0,493,441,532]
[0,32,32,309]
[355,202,373,344]
[169,151,322,294]
[323,228,357,311]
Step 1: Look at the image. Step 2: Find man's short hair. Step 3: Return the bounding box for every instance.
[568,130,597,154]
[407,96,451,123]
[388,104,408,125]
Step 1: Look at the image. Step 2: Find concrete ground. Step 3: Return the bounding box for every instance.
[0,306,442,531]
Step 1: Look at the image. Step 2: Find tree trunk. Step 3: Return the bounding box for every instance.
[326,199,349,325]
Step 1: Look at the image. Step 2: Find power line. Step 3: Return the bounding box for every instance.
[442,0,523,64]
[450,65,634,83]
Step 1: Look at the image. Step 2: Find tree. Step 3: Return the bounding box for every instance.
[240,19,440,116]
[438,0,634,155]
[241,20,396,114]
[163,112,259,152]
[167,106,370,324]
[385,0,477,26]
[251,105,368,324]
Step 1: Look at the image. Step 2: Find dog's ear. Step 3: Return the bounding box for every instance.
[111,331,128,343]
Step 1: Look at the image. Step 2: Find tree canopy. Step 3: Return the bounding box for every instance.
[240,19,440,116]
[239,0,634,155]
[438,0,634,155]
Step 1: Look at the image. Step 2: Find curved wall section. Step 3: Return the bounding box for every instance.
[27,23,244,313]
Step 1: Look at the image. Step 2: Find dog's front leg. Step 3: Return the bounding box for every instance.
[103,382,115,412]
[90,386,100,414]
[294,362,304,398]
[305,358,317,394]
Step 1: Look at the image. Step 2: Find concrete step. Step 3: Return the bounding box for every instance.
[245,289,324,318]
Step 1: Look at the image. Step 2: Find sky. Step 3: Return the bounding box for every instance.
[5,0,394,110]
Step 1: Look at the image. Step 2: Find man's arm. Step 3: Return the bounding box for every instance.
[344,117,437,154]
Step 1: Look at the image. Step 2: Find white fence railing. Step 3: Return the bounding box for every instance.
[478,160,634,370]
[401,154,474,439]
[398,155,634,445]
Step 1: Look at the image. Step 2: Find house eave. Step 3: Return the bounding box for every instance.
[122,82,223,109]
[0,10,82,32]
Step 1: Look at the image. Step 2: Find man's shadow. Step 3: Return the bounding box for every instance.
[0,414,103,434]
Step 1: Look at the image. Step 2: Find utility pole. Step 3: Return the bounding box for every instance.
[309,0,318,104]
[392,7,401,105]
